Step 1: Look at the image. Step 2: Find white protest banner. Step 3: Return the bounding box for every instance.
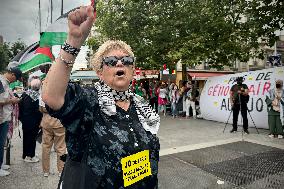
[200,67,284,129]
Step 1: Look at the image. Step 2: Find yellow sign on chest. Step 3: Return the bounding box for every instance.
[121,150,152,187]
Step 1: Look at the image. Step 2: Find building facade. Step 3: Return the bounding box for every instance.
[245,32,284,71]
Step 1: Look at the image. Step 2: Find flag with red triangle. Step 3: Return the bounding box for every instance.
[8,42,53,73]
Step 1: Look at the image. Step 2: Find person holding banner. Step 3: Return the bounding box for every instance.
[265,80,284,139]
[42,5,160,189]
[230,77,250,134]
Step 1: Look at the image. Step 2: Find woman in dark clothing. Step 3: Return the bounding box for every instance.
[43,6,160,189]
[19,79,42,163]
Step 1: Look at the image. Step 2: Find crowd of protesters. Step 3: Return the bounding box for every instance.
[132,77,284,139]
[0,67,201,180]
[0,4,283,189]
[131,79,201,119]
[2,67,283,181]
[0,67,66,177]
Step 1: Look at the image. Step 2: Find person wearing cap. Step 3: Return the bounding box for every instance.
[265,79,284,139]
[0,67,22,176]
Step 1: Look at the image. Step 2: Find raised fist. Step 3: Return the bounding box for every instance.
[67,5,96,49]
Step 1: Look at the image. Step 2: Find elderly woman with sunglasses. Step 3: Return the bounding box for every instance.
[42,5,160,189]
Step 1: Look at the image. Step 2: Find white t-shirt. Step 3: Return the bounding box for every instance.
[159,88,167,98]
[38,89,45,107]
[0,75,13,124]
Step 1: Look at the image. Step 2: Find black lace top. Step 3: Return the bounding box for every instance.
[47,83,160,188]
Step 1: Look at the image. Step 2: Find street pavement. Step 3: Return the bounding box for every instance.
[1,116,284,189]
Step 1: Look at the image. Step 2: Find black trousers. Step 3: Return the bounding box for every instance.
[150,97,158,113]
[22,127,39,159]
[232,103,248,131]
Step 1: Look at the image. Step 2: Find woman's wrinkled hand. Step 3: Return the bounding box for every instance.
[67,5,96,49]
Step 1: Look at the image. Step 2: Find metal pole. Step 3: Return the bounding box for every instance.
[50,0,53,23]
[39,0,41,33]
[223,109,233,133]
[61,0,64,15]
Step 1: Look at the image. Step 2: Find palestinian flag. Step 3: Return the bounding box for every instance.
[8,42,53,73]
[40,0,96,47]
[39,10,70,47]
[9,81,23,90]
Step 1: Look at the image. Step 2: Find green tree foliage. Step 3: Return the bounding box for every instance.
[0,43,10,71]
[9,40,26,60]
[0,40,26,72]
[87,0,283,70]
[247,0,284,46]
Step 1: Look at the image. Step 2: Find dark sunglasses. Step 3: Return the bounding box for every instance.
[102,56,135,67]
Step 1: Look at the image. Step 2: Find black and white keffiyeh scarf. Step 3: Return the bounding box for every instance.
[26,89,40,102]
[94,81,160,135]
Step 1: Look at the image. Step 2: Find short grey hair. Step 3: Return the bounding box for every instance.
[30,79,41,90]
[91,40,135,72]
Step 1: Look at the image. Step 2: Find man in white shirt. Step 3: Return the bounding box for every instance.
[0,67,22,176]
